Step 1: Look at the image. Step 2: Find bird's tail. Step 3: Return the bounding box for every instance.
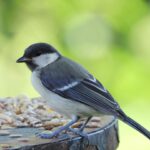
[118,109,150,139]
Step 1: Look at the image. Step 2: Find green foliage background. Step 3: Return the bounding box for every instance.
[0,0,150,149]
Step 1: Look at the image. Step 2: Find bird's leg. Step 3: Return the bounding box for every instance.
[68,116,92,138]
[38,116,79,139]
[68,128,88,138]
[79,116,92,131]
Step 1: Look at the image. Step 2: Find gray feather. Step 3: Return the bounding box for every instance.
[40,57,120,116]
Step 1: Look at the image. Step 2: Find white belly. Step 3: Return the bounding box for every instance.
[31,71,98,118]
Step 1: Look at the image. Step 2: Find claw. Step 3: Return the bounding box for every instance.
[68,128,88,138]
[36,116,80,139]
[37,130,57,139]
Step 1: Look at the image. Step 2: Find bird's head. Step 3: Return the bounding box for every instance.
[17,43,61,71]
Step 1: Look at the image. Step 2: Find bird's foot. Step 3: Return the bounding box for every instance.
[68,127,88,138]
[37,130,58,139]
[36,116,80,139]
[37,128,88,139]
[36,124,73,139]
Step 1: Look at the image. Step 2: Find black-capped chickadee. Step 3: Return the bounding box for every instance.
[17,43,150,139]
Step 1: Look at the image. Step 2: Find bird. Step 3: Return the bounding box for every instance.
[17,43,150,139]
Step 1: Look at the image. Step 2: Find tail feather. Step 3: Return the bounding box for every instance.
[118,110,150,139]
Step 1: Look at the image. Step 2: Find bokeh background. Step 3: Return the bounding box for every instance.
[0,0,150,149]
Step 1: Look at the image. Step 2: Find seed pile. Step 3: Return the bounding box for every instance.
[0,95,67,130]
[0,95,102,133]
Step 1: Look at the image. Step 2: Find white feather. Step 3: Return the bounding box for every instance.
[31,70,99,118]
[33,53,59,68]
[57,81,79,91]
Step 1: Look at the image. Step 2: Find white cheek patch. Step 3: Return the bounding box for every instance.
[33,53,59,68]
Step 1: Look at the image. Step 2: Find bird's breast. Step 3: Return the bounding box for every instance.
[31,70,99,118]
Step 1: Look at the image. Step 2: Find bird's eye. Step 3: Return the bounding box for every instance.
[36,51,42,56]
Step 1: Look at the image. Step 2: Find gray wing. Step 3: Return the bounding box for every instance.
[40,57,120,115]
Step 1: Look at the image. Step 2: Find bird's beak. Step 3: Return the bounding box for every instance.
[16,56,32,63]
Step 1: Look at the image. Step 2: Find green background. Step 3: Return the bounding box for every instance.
[0,0,150,149]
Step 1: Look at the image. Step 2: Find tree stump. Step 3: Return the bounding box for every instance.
[0,116,119,150]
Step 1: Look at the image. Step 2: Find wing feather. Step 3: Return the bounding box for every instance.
[40,57,119,115]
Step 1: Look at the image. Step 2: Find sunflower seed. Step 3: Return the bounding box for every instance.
[0,130,10,136]
[9,134,23,138]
